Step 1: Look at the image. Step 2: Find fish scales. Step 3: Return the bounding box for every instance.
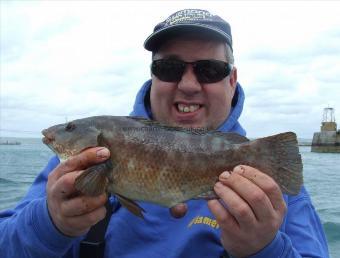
[53,116,219,204]
[108,131,223,206]
[42,116,303,216]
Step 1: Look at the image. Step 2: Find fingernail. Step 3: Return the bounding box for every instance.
[233,165,245,174]
[214,181,223,189]
[96,148,110,159]
[219,171,230,180]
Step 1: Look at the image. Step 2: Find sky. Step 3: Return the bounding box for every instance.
[1,0,340,139]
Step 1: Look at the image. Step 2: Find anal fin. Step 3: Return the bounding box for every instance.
[194,190,218,200]
[117,194,145,219]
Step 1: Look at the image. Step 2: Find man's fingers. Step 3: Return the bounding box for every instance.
[60,205,107,237]
[51,170,83,199]
[61,193,107,217]
[232,165,286,214]
[208,199,238,231]
[169,203,188,218]
[213,181,256,226]
[219,169,274,222]
[50,147,110,181]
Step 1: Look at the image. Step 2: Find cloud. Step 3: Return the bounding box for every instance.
[234,19,340,138]
[1,1,340,139]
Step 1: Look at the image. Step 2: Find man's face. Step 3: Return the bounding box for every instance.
[150,38,237,130]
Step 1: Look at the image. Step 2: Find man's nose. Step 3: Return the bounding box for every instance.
[177,65,202,95]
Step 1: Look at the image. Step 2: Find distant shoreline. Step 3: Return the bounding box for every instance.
[298,143,311,146]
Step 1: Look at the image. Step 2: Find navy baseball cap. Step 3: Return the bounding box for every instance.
[144,9,233,52]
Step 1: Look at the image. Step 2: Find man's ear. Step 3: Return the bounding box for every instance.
[229,67,238,107]
[229,66,238,90]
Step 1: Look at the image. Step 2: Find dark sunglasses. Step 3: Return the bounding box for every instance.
[151,59,233,83]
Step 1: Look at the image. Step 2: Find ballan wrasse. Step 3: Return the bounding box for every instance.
[42,116,303,218]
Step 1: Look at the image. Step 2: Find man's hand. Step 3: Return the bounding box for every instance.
[208,165,287,258]
[46,147,110,237]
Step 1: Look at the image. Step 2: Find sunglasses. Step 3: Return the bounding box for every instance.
[151,59,233,83]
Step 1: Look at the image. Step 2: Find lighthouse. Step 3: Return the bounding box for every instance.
[311,107,340,153]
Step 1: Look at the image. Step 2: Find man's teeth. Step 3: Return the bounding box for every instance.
[177,104,200,113]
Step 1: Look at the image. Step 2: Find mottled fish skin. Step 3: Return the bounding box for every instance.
[42,116,303,209]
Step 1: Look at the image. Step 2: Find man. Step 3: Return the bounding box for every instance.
[0,9,329,258]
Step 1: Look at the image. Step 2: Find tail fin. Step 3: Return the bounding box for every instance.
[74,160,113,196]
[248,132,303,195]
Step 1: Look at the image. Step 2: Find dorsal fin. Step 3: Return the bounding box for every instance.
[128,116,212,135]
[128,116,249,142]
[208,131,249,144]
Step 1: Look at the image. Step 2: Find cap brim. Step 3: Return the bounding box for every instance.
[144,24,232,51]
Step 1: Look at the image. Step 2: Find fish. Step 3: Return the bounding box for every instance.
[42,116,303,218]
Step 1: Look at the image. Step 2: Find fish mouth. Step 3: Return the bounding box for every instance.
[42,129,54,145]
[42,136,52,145]
[41,128,99,159]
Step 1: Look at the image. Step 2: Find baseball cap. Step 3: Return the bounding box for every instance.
[144,9,233,52]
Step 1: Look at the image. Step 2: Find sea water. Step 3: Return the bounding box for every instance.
[0,138,339,257]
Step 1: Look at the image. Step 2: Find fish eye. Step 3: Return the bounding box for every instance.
[65,122,76,132]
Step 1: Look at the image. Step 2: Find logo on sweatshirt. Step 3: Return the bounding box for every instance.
[187,216,220,229]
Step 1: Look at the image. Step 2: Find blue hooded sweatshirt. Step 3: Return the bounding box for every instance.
[0,80,329,258]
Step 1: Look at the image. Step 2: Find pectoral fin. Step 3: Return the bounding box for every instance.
[116,194,145,219]
[74,160,114,196]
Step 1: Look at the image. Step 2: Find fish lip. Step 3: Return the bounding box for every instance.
[41,129,48,137]
[42,136,49,144]
[41,129,55,145]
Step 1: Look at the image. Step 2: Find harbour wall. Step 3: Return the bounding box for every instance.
[311,131,340,153]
